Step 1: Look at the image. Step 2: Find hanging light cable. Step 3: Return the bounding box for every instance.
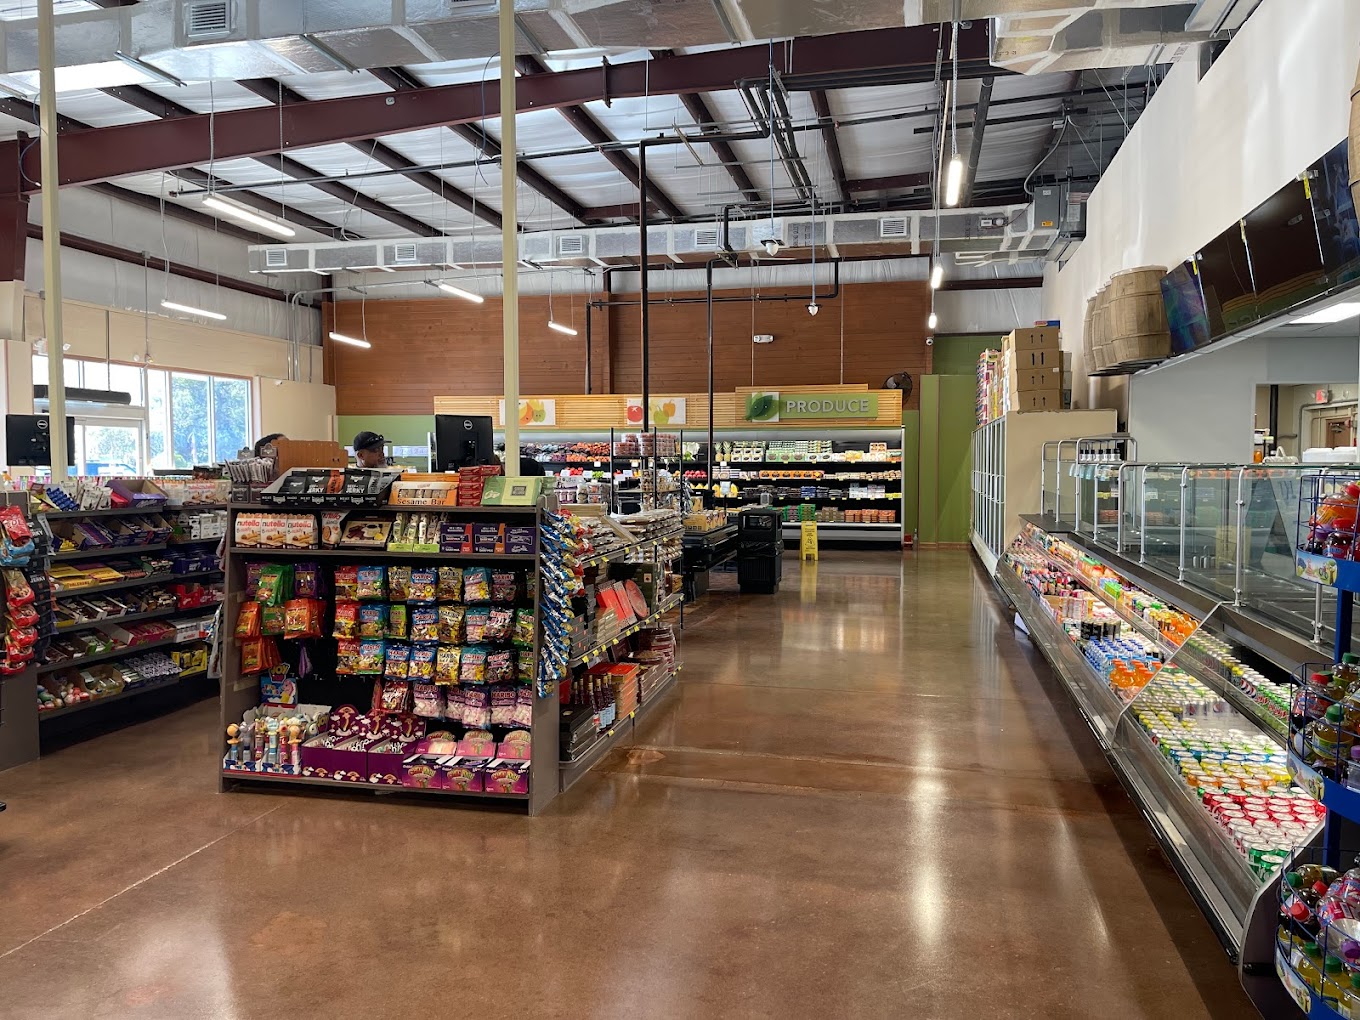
[330,285,373,348]
[548,270,577,336]
[944,19,963,208]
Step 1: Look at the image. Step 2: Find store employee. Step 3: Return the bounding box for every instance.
[353,431,387,468]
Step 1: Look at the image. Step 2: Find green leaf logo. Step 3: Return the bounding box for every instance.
[746,393,779,421]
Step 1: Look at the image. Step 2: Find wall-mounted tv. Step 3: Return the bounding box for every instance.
[1243,175,1327,319]
[1196,219,1259,340]
[1312,138,1360,290]
[1161,259,1211,355]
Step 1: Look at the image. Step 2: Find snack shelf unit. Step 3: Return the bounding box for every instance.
[1001,517,1326,1019]
[219,500,561,814]
[39,667,208,721]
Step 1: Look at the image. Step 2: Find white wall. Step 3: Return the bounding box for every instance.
[28,187,317,344]
[1129,333,1360,461]
[1043,0,1360,408]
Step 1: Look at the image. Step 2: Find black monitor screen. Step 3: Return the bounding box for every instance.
[5,414,75,468]
[1313,138,1360,290]
[1161,260,1211,355]
[1197,220,1259,340]
[433,414,494,471]
[1243,176,1327,318]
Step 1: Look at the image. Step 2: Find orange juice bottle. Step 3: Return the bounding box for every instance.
[1294,941,1324,993]
[1322,956,1350,1009]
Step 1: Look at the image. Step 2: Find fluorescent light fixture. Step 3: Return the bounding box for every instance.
[1292,302,1360,325]
[114,51,185,88]
[328,331,372,349]
[435,281,485,304]
[944,154,963,207]
[930,263,944,289]
[927,311,938,330]
[203,196,297,239]
[161,300,226,321]
[548,320,579,336]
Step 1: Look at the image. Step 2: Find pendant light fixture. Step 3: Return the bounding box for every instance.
[161,300,226,321]
[434,280,485,304]
[943,20,963,208]
[930,263,944,290]
[203,195,297,239]
[807,196,820,316]
[547,270,577,336]
[330,288,374,349]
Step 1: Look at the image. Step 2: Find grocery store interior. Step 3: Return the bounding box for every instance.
[0,1,1358,1017]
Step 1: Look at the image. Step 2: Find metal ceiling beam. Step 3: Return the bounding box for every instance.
[365,66,591,226]
[236,77,502,232]
[7,23,993,192]
[0,96,342,243]
[99,83,441,237]
[24,223,292,303]
[650,49,761,207]
[810,90,849,205]
[960,78,994,208]
[515,54,686,222]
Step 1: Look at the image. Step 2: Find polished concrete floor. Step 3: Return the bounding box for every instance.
[0,551,1252,1019]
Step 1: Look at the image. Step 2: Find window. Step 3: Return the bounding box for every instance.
[31,356,252,471]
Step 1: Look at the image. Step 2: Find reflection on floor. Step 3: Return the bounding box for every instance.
[0,551,1252,1019]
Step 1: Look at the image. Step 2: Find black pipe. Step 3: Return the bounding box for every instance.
[960,77,993,207]
[584,290,593,394]
[1269,384,1280,452]
[589,258,841,309]
[640,140,650,432]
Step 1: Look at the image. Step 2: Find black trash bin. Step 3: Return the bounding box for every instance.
[737,509,783,594]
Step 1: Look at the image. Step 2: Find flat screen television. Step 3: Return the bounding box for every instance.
[1161,260,1211,355]
[1312,138,1360,290]
[1196,219,1259,340]
[1242,175,1327,319]
[432,414,494,471]
[5,414,75,468]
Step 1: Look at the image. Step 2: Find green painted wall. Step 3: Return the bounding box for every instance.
[917,375,976,544]
[901,410,920,540]
[336,415,431,448]
[930,334,1005,376]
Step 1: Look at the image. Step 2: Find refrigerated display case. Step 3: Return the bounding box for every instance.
[1000,520,1323,1018]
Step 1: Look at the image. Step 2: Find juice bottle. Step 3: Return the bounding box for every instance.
[1318,483,1360,529]
[1323,955,1350,1008]
[1339,653,1360,691]
[1343,973,1360,1018]
[1294,940,1325,993]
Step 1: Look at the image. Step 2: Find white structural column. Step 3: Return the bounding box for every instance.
[499,1,520,478]
[38,0,67,479]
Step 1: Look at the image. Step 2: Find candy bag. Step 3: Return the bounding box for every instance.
[486,649,514,684]
[293,562,324,598]
[410,606,439,644]
[356,639,385,674]
[491,570,519,603]
[461,687,490,728]
[335,638,361,674]
[358,603,389,639]
[459,645,488,684]
[235,601,261,638]
[409,568,437,603]
[435,645,462,684]
[255,565,290,606]
[438,604,466,644]
[443,686,464,723]
[388,566,412,602]
[409,644,436,682]
[332,601,359,639]
[512,608,536,649]
[375,680,411,715]
[512,688,534,728]
[464,567,491,603]
[412,683,445,719]
[260,604,286,636]
[490,685,517,727]
[386,604,408,640]
[356,565,386,601]
[465,606,491,644]
[334,565,359,600]
[484,606,514,643]
[437,566,463,602]
[384,642,410,679]
[284,598,323,639]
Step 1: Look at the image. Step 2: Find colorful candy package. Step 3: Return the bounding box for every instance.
[375,680,411,715]
[486,648,514,684]
[235,601,261,638]
[490,685,517,727]
[410,606,439,644]
[465,606,491,644]
[435,645,462,684]
[512,607,536,649]
[384,642,410,679]
[356,565,387,601]
[260,604,286,636]
[438,604,466,644]
[484,606,514,643]
[284,598,323,639]
[335,638,361,674]
[461,687,490,729]
[358,603,389,639]
[437,566,463,602]
[412,683,445,719]
[356,639,385,674]
[388,566,412,602]
[409,568,437,603]
[293,562,324,598]
[408,644,436,681]
[463,567,491,603]
[332,601,359,639]
[386,603,408,640]
[513,688,534,728]
[491,570,519,604]
[459,645,488,684]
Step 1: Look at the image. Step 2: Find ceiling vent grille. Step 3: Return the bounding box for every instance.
[392,242,419,264]
[557,234,586,256]
[185,0,231,38]
[694,227,721,250]
[263,248,288,269]
[879,217,908,239]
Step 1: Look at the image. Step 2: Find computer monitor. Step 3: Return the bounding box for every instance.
[5,414,75,468]
[432,414,494,471]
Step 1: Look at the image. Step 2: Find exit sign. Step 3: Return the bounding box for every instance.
[1316,388,1331,403]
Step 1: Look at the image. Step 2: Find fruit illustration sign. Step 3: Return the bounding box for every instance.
[626,397,686,426]
[745,392,879,422]
[497,399,556,427]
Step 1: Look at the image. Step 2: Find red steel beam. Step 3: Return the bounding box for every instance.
[365,66,592,225]
[5,24,992,194]
[810,90,849,205]
[516,54,686,222]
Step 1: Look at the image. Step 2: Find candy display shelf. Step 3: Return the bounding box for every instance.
[559,664,681,793]
[228,546,536,564]
[51,543,170,562]
[569,593,684,669]
[39,666,206,721]
[37,634,190,675]
[218,769,529,801]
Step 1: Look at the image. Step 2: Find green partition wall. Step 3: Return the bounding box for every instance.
[917,375,977,545]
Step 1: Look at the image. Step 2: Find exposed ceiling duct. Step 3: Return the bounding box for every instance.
[245,202,1080,276]
[0,0,1250,93]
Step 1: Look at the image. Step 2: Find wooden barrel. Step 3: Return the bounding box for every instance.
[1082,296,1096,375]
[1091,287,1111,371]
[1352,58,1360,216]
[1107,266,1170,365]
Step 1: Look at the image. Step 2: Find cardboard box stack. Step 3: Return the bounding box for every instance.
[1002,326,1071,414]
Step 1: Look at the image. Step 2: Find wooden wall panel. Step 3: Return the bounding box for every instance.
[332,281,931,416]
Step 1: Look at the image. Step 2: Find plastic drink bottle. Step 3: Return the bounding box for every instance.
[1294,940,1325,993]
[1323,955,1350,1008]
[1342,973,1360,1019]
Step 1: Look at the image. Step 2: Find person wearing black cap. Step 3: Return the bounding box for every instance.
[352,431,387,469]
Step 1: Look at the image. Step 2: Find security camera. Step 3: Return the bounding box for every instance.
[807,302,819,316]
[925,337,934,346]
[762,238,781,256]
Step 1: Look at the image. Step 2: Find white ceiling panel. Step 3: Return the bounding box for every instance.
[277,70,396,101]
[137,80,273,113]
[403,58,504,87]
[975,123,1057,182]
[54,89,157,127]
